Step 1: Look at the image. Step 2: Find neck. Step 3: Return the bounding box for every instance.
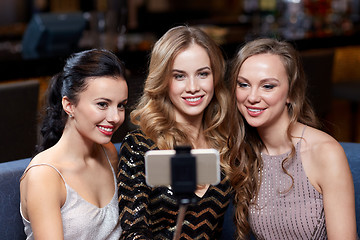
[176,118,208,149]
[58,125,99,161]
[175,111,207,144]
[258,121,305,155]
[257,117,292,155]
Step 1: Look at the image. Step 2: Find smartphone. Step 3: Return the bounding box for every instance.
[145,149,220,187]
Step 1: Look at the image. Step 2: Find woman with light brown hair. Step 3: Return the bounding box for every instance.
[226,38,357,239]
[117,25,232,239]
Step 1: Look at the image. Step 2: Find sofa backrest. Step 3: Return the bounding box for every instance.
[0,158,30,240]
[342,142,360,235]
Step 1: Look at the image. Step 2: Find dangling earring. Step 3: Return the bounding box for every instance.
[287,102,293,112]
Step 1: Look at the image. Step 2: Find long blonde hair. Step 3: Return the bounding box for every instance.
[226,38,320,239]
[131,25,229,158]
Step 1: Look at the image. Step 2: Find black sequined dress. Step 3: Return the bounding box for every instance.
[117,130,232,240]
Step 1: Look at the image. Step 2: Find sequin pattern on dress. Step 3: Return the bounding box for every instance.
[117,130,233,240]
[249,140,327,240]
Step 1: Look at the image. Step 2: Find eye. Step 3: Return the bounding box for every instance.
[198,71,210,78]
[237,81,249,88]
[263,84,275,90]
[97,102,108,109]
[118,103,126,110]
[174,73,186,80]
[118,100,127,111]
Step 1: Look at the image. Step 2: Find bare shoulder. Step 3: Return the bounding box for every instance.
[21,147,66,192]
[302,126,346,165]
[21,151,64,187]
[301,126,350,188]
[20,151,66,219]
[102,142,119,172]
[299,127,356,238]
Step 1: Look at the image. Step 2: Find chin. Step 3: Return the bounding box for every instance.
[95,136,113,145]
[245,120,264,128]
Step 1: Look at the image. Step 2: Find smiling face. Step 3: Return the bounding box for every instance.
[236,53,290,130]
[66,76,128,144]
[168,43,214,124]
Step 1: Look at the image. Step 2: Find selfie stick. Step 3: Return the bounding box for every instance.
[171,146,197,240]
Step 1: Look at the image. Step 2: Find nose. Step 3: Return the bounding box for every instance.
[248,88,261,104]
[186,76,200,93]
[107,107,124,125]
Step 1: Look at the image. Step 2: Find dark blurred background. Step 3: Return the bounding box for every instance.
[1,0,359,161]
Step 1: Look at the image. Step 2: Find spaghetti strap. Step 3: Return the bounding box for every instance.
[100,145,118,196]
[100,145,116,176]
[21,163,66,184]
[297,125,307,150]
[21,146,114,183]
[301,125,307,138]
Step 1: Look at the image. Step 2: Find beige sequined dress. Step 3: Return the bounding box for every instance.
[249,136,326,239]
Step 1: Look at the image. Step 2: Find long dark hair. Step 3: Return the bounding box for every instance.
[36,49,125,153]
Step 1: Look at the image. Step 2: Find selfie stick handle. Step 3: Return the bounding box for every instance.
[172,204,188,240]
[171,146,197,240]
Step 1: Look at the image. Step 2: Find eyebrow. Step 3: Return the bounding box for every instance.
[237,76,280,83]
[237,76,247,81]
[95,97,112,102]
[120,99,128,104]
[172,66,211,73]
[95,97,128,103]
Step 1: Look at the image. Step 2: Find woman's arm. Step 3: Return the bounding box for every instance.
[20,165,66,240]
[117,133,154,240]
[315,141,358,239]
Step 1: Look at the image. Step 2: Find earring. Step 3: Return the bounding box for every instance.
[69,114,73,118]
[287,102,293,111]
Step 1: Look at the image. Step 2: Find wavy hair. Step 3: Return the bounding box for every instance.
[37,49,125,154]
[131,25,229,159]
[225,38,320,239]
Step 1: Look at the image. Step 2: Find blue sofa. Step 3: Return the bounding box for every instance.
[1,142,359,239]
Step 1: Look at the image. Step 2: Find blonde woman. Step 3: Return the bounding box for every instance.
[117,26,232,239]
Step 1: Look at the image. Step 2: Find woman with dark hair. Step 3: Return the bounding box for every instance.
[226,38,357,239]
[117,25,232,239]
[20,49,128,239]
